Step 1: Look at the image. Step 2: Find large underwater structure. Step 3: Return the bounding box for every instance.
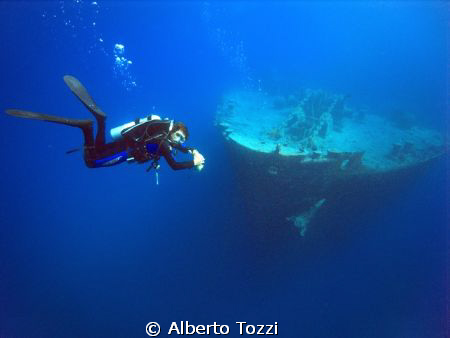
[216,89,445,238]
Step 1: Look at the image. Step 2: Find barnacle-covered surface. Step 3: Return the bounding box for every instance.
[216,89,445,236]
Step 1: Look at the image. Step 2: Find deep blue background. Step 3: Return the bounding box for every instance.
[0,1,447,337]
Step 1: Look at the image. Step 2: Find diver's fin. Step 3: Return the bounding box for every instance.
[6,109,95,146]
[5,109,93,128]
[66,147,81,154]
[63,75,107,119]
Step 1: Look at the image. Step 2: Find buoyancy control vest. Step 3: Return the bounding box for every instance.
[109,115,174,165]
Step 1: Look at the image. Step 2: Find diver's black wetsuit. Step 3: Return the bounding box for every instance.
[84,118,195,170]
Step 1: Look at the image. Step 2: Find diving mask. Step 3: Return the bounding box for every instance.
[172,130,186,144]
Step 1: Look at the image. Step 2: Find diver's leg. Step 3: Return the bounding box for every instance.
[81,122,95,147]
[95,114,106,148]
[5,109,94,146]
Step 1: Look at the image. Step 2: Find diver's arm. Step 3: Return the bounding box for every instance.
[160,142,195,170]
[171,142,193,154]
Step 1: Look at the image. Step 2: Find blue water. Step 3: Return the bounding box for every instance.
[0,2,447,337]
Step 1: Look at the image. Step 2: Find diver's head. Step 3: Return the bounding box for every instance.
[170,122,189,144]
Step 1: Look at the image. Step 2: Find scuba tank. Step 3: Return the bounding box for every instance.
[110,114,162,141]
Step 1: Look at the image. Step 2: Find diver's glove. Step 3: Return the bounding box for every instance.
[191,149,205,171]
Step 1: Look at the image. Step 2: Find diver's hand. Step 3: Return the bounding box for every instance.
[192,149,205,167]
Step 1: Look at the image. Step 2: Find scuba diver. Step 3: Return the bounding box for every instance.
[5,75,205,174]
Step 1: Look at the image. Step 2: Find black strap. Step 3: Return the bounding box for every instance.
[65,147,81,154]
